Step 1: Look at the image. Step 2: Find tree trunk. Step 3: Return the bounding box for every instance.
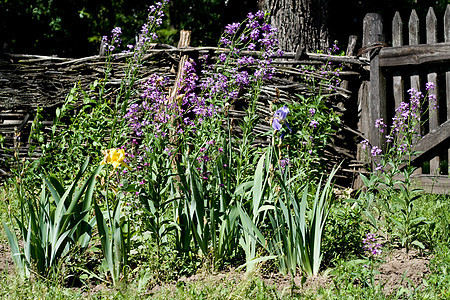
[258,0,330,53]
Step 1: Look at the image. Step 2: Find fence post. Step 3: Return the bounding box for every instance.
[365,13,386,152]
[426,7,440,174]
[392,12,404,109]
[353,13,385,188]
[445,4,450,175]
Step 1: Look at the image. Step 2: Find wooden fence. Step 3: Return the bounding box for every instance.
[2,7,449,194]
[361,6,450,194]
[0,43,366,187]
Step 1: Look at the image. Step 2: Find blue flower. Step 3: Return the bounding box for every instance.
[272,106,292,138]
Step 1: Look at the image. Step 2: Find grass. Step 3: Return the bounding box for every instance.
[0,256,449,299]
[0,181,448,299]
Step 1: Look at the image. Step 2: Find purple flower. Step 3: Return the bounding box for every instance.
[250,29,260,40]
[248,43,256,51]
[309,108,316,116]
[371,146,382,156]
[255,10,265,19]
[375,163,384,172]
[360,139,370,150]
[426,82,435,91]
[272,106,290,130]
[375,118,387,133]
[225,22,240,35]
[363,233,382,256]
[220,37,231,46]
[218,53,227,62]
[309,120,319,128]
[272,106,292,139]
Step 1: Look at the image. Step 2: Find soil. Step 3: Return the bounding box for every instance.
[150,248,431,296]
[0,241,431,297]
[375,248,430,294]
[0,241,14,275]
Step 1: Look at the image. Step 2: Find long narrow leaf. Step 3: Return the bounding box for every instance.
[3,222,28,277]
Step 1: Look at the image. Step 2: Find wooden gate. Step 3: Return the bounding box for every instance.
[362,6,450,194]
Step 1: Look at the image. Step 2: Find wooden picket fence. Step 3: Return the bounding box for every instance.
[360,6,450,194]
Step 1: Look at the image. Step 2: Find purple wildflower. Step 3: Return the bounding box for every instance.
[309,120,319,128]
[363,233,382,256]
[225,22,240,35]
[371,146,382,157]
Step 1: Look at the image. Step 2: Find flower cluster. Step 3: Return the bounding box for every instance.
[215,10,283,83]
[363,233,382,256]
[102,27,122,53]
[360,83,437,174]
[122,74,178,138]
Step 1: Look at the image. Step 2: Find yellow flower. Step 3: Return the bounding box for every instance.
[101,148,130,170]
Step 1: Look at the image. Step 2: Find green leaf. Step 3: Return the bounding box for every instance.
[3,222,28,277]
[411,240,425,249]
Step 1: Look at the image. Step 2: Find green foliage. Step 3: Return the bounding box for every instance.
[6,2,450,296]
[174,145,242,269]
[29,83,111,182]
[94,190,130,286]
[389,186,428,252]
[4,157,101,278]
[421,243,450,299]
[283,93,340,180]
[236,150,274,275]
[414,194,450,250]
[0,0,254,56]
[322,202,368,267]
[357,85,437,254]
[269,163,339,277]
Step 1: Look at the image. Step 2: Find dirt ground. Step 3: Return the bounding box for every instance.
[0,242,14,275]
[156,248,430,296]
[0,241,430,296]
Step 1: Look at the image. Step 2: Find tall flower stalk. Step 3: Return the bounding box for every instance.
[359,83,437,252]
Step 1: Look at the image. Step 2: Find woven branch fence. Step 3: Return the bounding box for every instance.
[0,43,369,188]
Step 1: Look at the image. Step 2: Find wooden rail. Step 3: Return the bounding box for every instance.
[362,5,450,194]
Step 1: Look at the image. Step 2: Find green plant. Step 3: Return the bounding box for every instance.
[420,243,450,299]
[389,186,427,252]
[414,194,450,250]
[283,93,340,181]
[235,149,274,275]
[269,162,339,277]
[359,84,437,253]
[94,150,132,286]
[3,157,101,278]
[322,201,368,267]
[174,142,242,269]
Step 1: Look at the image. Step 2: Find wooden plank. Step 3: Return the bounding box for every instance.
[409,9,420,45]
[426,7,437,44]
[393,174,450,194]
[363,13,385,47]
[379,43,450,67]
[393,12,403,47]
[340,35,359,91]
[426,7,440,174]
[346,35,358,56]
[398,119,450,168]
[392,12,404,110]
[445,4,450,175]
[369,55,387,150]
[409,9,422,174]
[354,13,384,189]
[365,13,386,161]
